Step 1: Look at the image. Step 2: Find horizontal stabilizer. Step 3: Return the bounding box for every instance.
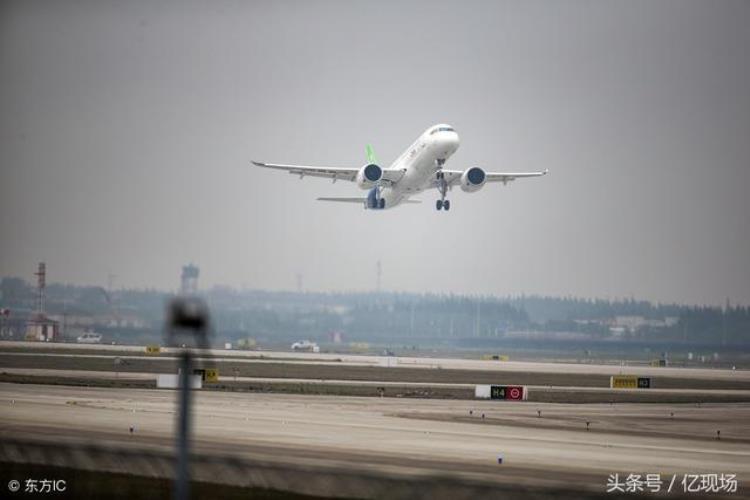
[317,197,366,203]
[317,197,422,205]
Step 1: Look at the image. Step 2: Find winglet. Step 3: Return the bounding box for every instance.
[365,144,378,164]
[252,160,265,167]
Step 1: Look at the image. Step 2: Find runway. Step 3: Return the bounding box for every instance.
[2,340,748,381]
[1,383,748,497]
[4,367,750,397]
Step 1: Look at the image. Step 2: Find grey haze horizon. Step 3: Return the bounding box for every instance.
[1,0,749,307]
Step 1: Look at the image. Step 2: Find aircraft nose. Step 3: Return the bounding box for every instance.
[448,131,460,148]
[438,131,460,152]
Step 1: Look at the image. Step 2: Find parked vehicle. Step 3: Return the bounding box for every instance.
[291,340,319,353]
[76,331,102,344]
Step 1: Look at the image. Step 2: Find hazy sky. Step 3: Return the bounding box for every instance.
[1,0,749,305]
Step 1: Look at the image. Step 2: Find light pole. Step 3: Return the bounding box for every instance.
[167,297,211,500]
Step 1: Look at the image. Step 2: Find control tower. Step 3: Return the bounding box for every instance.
[180,264,199,295]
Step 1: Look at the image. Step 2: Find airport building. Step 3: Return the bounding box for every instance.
[25,313,60,342]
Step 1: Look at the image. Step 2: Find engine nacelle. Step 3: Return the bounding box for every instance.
[460,166,486,192]
[356,163,383,189]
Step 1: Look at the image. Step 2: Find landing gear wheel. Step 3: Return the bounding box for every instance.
[379,198,385,209]
[436,170,449,212]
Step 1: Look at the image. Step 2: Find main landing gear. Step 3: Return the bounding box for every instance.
[435,162,450,211]
[436,199,450,211]
[371,185,386,209]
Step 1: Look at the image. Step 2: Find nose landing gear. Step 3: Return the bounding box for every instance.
[435,168,450,211]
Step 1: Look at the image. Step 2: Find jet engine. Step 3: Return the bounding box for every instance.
[460,166,486,192]
[356,164,383,189]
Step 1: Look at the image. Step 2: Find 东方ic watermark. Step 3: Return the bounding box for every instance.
[7,479,66,494]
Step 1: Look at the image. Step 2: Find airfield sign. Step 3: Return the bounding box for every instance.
[475,385,527,400]
[610,375,652,389]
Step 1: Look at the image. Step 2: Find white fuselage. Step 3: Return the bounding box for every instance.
[374,124,460,209]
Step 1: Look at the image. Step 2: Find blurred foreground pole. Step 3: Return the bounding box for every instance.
[167,297,211,500]
[176,349,193,500]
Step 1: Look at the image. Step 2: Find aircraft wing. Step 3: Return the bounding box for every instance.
[253,161,404,184]
[485,169,549,183]
[436,168,548,187]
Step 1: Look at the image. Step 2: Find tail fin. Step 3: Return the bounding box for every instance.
[366,144,378,164]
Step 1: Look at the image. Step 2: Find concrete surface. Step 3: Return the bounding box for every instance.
[1,383,748,497]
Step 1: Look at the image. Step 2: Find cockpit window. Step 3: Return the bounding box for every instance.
[430,127,455,135]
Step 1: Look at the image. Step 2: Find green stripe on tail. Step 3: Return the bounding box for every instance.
[366,144,378,164]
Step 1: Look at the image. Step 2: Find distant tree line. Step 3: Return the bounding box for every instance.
[1,277,748,345]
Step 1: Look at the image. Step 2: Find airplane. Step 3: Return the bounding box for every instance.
[253,124,547,211]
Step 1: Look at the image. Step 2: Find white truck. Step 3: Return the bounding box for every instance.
[290,340,320,353]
